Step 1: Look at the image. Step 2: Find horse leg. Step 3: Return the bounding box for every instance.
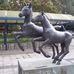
[32,37,44,54]
[53,44,59,59]
[39,39,51,58]
[56,38,72,65]
[51,44,55,59]
[13,32,25,51]
[52,43,65,63]
[56,47,69,65]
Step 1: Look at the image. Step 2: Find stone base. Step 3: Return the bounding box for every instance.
[18,58,74,74]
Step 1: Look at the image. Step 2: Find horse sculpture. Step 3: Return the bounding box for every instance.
[35,12,72,65]
[13,3,43,53]
[32,13,66,59]
[13,3,67,59]
[14,3,56,56]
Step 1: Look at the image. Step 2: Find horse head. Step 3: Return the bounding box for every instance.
[19,3,32,17]
[33,11,45,23]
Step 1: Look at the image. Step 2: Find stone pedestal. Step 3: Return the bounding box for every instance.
[18,58,74,74]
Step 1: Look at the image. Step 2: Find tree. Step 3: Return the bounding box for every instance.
[0,0,9,10]
[32,0,59,13]
[8,0,20,10]
[0,0,62,13]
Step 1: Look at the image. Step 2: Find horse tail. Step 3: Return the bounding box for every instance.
[65,32,72,46]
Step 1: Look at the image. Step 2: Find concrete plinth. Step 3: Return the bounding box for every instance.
[18,58,74,74]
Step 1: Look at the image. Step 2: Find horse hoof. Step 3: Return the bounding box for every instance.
[35,51,41,54]
[21,49,24,51]
[52,56,55,59]
[52,60,56,63]
[20,48,24,51]
[56,62,60,65]
[45,55,51,58]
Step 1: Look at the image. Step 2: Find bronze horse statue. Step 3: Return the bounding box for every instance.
[13,3,43,53]
[13,3,67,59]
[32,13,66,59]
[35,12,72,65]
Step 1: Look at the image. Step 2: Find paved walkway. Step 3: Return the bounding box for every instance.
[0,53,46,74]
[0,39,74,74]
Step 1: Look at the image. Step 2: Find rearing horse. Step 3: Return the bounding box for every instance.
[13,3,66,59]
[13,3,43,53]
[13,3,58,57]
[36,12,72,65]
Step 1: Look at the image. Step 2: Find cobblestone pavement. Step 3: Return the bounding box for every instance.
[0,39,74,74]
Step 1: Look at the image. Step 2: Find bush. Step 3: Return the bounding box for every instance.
[0,0,60,13]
